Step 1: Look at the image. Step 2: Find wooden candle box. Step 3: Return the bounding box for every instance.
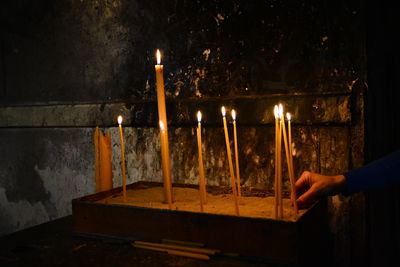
[72,181,329,266]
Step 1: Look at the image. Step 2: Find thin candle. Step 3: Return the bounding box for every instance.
[118,115,127,202]
[160,121,172,209]
[155,50,173,202]
[274,105,279,219]
[196,111,206,211]
[231,109,242,200]
[286,113,298,214]
[281,110,292,215]
[278,104,284,218]
[221,106,240,216]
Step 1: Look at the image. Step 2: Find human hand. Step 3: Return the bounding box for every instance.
[295,171,346,207]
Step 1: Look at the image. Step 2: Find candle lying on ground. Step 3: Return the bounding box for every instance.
[286,113,298,214]
[221,106,240,216]
[159,121,173,209]
[231,109,242,199]
[155,49,173,203]
[196,111,207,212]
[117,115,127,202]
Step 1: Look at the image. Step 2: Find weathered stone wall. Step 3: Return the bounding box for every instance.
[0,1,366,266]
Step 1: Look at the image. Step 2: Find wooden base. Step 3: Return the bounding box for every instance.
[72,181,329,265]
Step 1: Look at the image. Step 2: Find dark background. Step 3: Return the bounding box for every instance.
[366,1,400,266]
[0,0,399,266]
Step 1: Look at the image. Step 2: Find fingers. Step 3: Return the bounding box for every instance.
[295,171,311,196]
[296,184,320,207]
[295,171,322,207]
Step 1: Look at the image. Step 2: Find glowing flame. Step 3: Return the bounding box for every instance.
[278,103,284,119]
[197,111,202,123]
[274,105,279,119]
[117,115,123,125]
[231,109,236,120]
[286,113,291,121]
[221,106,226,117]
[156,49,161,65]
[159,120,165,131]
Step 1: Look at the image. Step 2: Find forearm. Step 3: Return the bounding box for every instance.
[344,150,400,195]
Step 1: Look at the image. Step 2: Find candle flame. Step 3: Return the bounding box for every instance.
[159,120,165,131]
[117,115,123,125]
[274,105,279,119]
[286,112,291,121]
[197,111,202,122]
[156,49,161,65]
[278,103,284,119]
[221,106,226,117]
[231,109,236,120]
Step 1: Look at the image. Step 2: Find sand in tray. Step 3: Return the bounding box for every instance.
[96,187,305,221]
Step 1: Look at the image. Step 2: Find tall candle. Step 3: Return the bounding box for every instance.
[221,106,240,216]
[278,104,284,218]
[160,121,173,209]
[274,105,279,219]
[281,110,292,213]
[286,113,298,214]
[231,109,242,199]
[196,111,207,211]
[155,49,173,202]
[118,115,127,202]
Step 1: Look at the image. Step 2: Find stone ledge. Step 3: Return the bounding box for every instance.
[0,94,350,127]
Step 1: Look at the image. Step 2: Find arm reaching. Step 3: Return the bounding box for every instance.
[295,150,400,207]
[295,172,346,207]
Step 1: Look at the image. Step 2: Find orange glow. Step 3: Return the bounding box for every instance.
[197,111,202,123]
[274,105,279,119]
[221,106,226,117]
[231,109,236,120]
[117,115,123,125]
[278,104,284,119]
[156,49,161,65]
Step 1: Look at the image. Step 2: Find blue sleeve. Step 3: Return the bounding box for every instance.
[344,150,400,195]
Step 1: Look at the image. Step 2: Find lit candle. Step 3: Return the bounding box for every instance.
[286,113,298,214]
[221,106,240,216]
[274,105,279,219]
[196,111,207,211]
[118,115,127,202]
[231,109,242,200]
[160,121,173,209]
[278,104,284,218]
[155,49,173,203]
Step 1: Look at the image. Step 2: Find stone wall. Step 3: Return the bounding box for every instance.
[0,1,366,266]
